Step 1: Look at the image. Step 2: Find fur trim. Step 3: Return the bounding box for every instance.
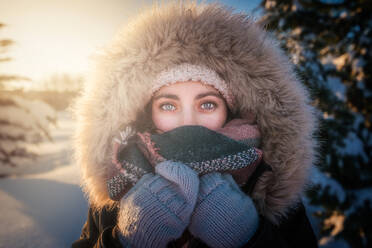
[73,1,319,225]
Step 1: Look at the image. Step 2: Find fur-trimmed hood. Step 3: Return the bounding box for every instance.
[73,1,318,225]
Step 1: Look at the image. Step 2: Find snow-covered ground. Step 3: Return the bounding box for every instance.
[0,111,88,248]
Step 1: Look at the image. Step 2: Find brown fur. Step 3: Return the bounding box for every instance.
[72,1,319,225]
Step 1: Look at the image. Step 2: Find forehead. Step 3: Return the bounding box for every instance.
[153,81,221,97]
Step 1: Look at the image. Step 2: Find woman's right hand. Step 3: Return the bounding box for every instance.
[117,160,199,248]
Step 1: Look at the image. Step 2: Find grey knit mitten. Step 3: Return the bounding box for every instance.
[189,172,259,248]
[117,161,199,248]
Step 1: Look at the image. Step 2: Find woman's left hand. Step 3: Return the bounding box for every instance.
[189,172,259,248]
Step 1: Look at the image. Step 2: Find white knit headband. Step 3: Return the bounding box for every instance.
[152,63,235,110]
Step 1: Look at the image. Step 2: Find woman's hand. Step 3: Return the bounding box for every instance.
[117,161,199,248]
[189,172,259,248]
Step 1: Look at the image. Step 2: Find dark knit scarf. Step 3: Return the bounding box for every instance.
[107,119,263,201]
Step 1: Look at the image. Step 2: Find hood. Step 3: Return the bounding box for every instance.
[73,2,318,225]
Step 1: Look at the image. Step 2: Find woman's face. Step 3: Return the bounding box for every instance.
[151,81,228,133]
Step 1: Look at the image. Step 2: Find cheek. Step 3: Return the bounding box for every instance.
[152,110,178,133]
[198,109,228,131]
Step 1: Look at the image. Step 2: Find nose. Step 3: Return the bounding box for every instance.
[181,109,198,126]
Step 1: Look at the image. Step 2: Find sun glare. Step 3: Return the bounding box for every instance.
[0,0,151,88]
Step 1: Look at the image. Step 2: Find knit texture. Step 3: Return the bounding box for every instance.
[107,137,153,201]
[107,119,263,201]
[152,63,235,111]
[189,172,259,248]
[137,120,263,184]
[117,161,199,248]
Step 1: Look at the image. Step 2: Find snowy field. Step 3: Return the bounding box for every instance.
[0,111,88,248]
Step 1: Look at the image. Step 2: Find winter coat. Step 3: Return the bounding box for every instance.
[72,161,317,248]
[72,164,317,248]
[72,203,318,248]
[72,1,319,247]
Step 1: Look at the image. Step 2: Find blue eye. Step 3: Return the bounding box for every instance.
[160,103,176,111]
[201,102,216,110]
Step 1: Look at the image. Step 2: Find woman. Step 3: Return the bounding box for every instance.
[72,2,319,247]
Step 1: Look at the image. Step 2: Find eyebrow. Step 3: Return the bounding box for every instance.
[152,93,179,101]
[153,91,223,101]
[195,91,223,100]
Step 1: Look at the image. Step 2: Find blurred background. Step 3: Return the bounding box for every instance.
[0,0,371,247]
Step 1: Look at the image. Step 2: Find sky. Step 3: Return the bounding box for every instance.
[0,0,261,89]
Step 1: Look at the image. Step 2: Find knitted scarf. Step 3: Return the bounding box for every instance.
[107,119,263,201]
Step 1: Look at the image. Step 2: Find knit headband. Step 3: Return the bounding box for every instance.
[152,63,235,111]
